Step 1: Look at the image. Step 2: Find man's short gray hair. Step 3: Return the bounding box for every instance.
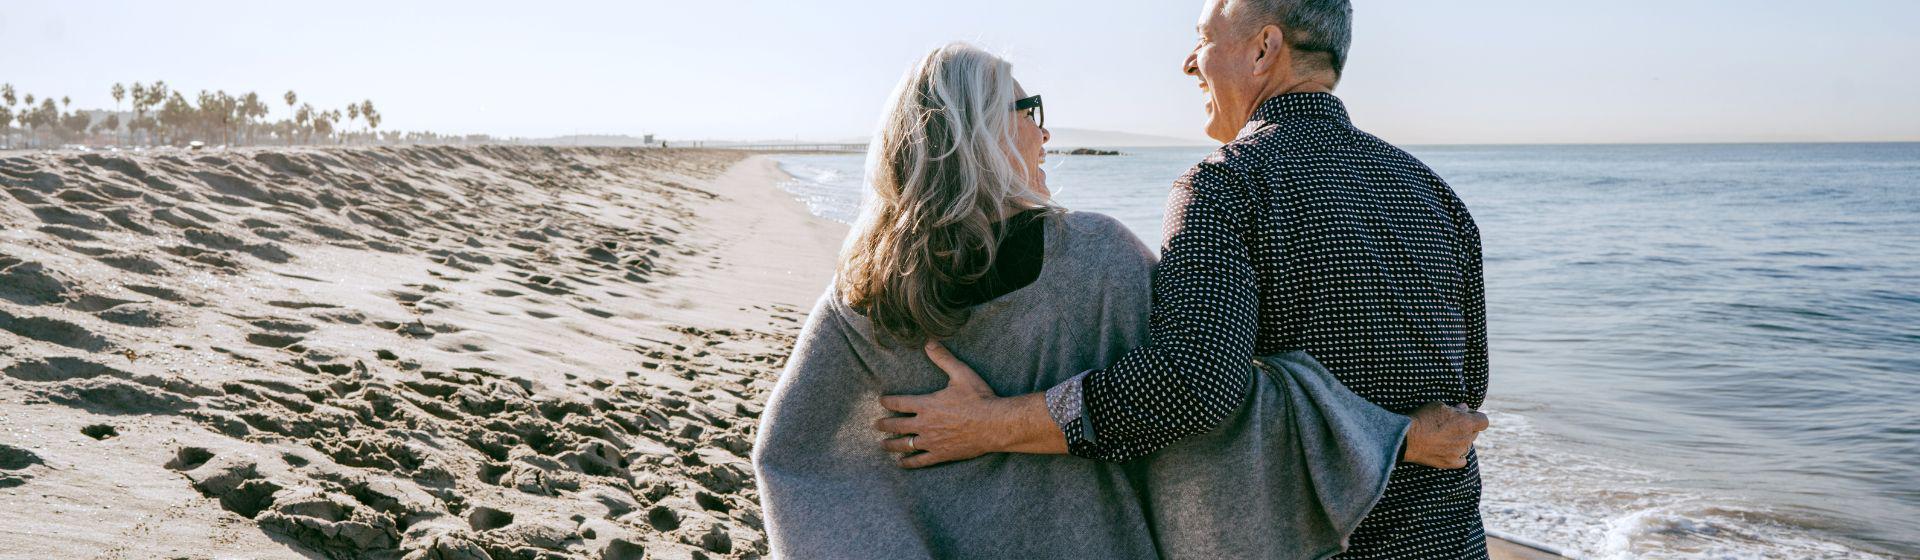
[1231,0,1353,77]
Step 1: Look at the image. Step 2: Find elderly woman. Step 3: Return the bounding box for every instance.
[752,43,1416,559]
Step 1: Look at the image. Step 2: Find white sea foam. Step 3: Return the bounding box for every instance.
[1478,408,1894,559]
[773,158,866,224]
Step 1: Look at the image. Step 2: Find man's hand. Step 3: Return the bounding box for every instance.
[1402,401,1489,469]
[874,342,1064,468]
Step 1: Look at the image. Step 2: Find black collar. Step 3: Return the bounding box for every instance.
[1250,92,1351,127]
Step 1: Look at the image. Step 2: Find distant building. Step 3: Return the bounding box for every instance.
[643,134,654,144]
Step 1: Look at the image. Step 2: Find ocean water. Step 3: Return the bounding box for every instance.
[772,143,1920,559]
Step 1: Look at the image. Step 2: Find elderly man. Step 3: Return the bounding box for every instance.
[878,0,1493,557]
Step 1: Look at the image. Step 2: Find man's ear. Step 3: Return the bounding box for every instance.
[1252,24,1289,77]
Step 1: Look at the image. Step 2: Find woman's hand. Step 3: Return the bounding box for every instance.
[875,341,1063,468]
[1401,401,1489,469]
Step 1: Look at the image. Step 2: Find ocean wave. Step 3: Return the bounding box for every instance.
[773,157,867,224]
[1479,408,1898,559]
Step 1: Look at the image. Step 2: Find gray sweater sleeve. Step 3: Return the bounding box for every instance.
[751,290,934,558]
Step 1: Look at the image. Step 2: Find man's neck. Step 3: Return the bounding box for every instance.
[1254,75,1338,107]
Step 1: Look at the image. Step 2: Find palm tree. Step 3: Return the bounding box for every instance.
[240,92,266,146]
[140,82,170,145]
[1,84,14,149]
[94,114,121,144]
[61,109,90,145]
[197,90,239,145]
[63,97,74,145]
[284,91,298,145]
[312,109,336,143]
[361,100,381,144]
[157,92,194,146]
[32,98,57,148]
[111,83,126,145]
[59,97,74,146]
[325,109,342,144]
[21,94,37,148]
[295,103,313,144]
[345,103,360,144]
[129,82,146,145]
[0,85,11,150]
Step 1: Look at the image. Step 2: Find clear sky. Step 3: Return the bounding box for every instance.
[3,0,1917,144]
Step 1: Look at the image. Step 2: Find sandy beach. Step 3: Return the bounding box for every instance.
[0,147,1548,559]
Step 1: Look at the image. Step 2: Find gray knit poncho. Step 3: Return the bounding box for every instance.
[752,211,1410,559]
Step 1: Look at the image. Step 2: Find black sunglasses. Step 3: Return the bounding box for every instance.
[1014,94,1044,129]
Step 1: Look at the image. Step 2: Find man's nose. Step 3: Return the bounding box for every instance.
[1183,52,1199,77]
[1041,127,1050,143]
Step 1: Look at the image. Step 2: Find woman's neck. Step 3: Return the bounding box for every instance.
[998,205,1040,221]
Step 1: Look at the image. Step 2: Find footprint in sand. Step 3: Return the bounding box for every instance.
[0,309,111,351]
[45,379,194,416]
[266,300,340,310]
[64,294,138,313]
[96,303,178,328]
[95,252,173,275]
[248,318,317,334]
[165,447,216,471]
[81,424,119,440]
[124,284,188,303]
[603,539,647,560]
[0,443,45,488]
[150,207,209,229]
[2,356,131,382]
[245,332,305,350]
[467,506,516,531]
[37,224,99,242]
[27,204,114,231]
[0,258,73,305]
[645,505,681,531]
[162,245,248,271]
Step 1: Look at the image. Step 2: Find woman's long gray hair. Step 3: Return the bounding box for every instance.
[837,42,1052,343]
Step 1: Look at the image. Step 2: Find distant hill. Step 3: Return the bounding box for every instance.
[1043,128,1213,148]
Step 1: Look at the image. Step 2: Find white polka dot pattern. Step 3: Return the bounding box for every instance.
[1067,93,1491,558]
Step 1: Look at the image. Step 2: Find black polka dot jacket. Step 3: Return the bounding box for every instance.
[1044,92,1492,558]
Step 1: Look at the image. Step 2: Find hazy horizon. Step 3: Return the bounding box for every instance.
[4,0,1917,145]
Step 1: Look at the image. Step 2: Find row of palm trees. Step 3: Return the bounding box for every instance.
[0,81,479,150]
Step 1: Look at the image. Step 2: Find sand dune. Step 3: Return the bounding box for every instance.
[0,146,836,559]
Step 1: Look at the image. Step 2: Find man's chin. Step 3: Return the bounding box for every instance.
[1204,120,1236,143]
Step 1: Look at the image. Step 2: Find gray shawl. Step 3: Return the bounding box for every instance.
[752,211,1410,559]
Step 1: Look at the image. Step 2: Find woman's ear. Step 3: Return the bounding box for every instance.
[1252,24,1289,77]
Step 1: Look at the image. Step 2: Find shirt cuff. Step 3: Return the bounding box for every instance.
[1045,370,1098,445]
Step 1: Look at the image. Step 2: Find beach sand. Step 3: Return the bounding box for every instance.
[0,147,1548,559]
